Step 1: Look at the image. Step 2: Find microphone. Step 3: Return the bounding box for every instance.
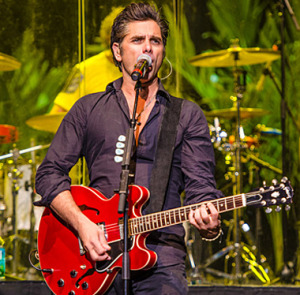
[131,54,152,81]
[256,61,272,91]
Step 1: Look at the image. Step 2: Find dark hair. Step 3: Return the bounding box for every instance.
[110,2,169,69]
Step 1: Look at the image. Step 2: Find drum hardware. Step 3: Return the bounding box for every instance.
[189,38,279,281]
[26,112,67,133]
[189,40,280,68]
[205,106,269,121]
[196,219,272,284]
[0,143,49,277]
[0,52,21,71]
[254,124,282,136]
[0,125,19,145]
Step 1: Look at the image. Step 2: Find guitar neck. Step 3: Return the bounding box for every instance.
[129,194,246,236]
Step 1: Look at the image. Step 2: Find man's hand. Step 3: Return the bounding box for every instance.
[77,218,111,261]
[188,202,221,239]
[50,190,111,261]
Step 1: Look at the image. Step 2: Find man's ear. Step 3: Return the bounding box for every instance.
[112,42,122,62]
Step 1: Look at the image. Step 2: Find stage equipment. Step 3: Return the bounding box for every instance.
[0,143,49,278]
[0,53,21,71]
[0,125,19,144]
[205,107,269,120]
[26,112,67,133]
[189,45,280,68]
[189,38,283,282]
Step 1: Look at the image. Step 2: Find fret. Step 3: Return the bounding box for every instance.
[129,220,133,235]
[139,219,144,233]
[175,210,180,223]
[218,199,226,212]
[158,213,162,228]
[234,195,244,208]
[131,219,137,235]
[165,212,170,226]
[145,215,151,231]
[163,212,167,227]
[170,210,176,224]
[217,200,220,212]
[184,207,189,221]
[226,196,233,210]
[153,214,158,230]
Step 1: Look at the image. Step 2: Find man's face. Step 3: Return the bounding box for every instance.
[113,20,164,82]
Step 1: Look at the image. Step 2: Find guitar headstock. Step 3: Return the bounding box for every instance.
[246,177,294,213]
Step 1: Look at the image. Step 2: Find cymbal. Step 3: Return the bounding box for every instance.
[0,124,19,144]
[26,113,67,133]
[205,107,269,120]
[189,47,280,67]
[0,52,21,71]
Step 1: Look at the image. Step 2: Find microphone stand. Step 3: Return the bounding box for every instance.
[118,80,142,295]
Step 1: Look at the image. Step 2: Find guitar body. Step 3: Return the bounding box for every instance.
[37,178,293,294]
[38,185,157,295]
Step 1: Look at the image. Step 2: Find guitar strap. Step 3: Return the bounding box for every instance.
[145,96,183,214]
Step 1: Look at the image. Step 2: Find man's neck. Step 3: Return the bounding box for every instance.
[121,74,159,103]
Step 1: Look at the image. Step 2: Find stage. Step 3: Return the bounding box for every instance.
[0,281,300,295]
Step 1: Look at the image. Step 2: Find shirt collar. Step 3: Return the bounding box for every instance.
[106,77,171,102]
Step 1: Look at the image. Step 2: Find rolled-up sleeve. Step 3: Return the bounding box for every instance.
[180,101,223,205]
[34,100,87,207]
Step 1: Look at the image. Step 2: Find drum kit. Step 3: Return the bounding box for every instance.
[186,41,283,284]
[0,42,282,281]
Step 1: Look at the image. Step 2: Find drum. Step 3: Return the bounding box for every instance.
[0,125,19,144]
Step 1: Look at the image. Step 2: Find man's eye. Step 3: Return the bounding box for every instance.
[152,39,161,44]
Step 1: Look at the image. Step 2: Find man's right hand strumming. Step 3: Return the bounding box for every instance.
[50,190,111,262]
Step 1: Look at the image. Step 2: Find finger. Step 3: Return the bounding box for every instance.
[89,248,111,262]
[188,209,199,228]
[197,205,210,225]
[98,229,111,251]
[206,202,219,219]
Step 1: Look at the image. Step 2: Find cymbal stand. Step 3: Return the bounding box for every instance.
[231,66,247,279]
[10,146,23,274]
[26,139,37,250]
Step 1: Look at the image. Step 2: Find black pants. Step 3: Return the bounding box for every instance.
[106,263,188,295]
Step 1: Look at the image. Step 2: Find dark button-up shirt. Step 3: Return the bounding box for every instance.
[35,78,223,267]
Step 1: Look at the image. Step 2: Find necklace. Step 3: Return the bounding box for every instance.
[132,94,156,120]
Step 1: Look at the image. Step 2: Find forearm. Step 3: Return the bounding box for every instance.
[50,190,89,232]
[49,190,111,261]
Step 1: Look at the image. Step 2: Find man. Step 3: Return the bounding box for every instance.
[35,3,222,294]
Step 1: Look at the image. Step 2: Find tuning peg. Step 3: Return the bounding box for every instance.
[272,179,278,186]
[275,206,282,212]
[281,177,288,183]
[281,197,287,204]
[285,205,291,211]
[265,207,272,214]
[263,180,267,187]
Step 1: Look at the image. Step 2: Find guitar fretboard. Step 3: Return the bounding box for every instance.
[129,194,246,236]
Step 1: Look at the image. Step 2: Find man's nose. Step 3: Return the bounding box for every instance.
[143,39,152,53]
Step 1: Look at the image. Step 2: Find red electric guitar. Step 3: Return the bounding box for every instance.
[37,178,293,295]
